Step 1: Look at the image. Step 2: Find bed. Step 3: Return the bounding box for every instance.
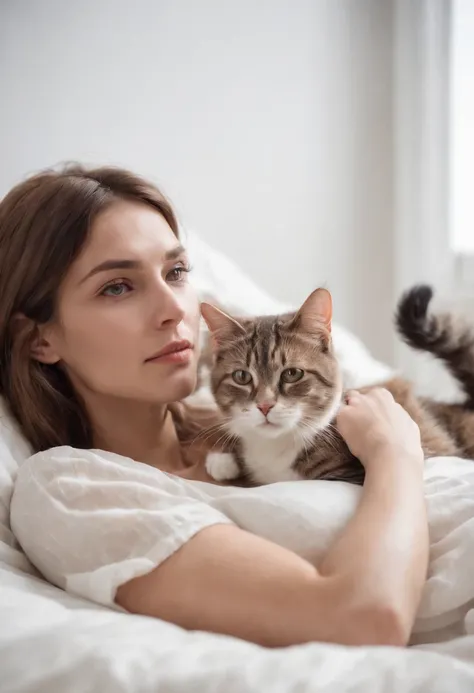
[2,232,474,692]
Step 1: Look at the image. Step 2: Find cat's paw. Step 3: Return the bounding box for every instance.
[205,452,240,481]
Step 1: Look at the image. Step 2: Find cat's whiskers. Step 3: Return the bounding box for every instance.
[299,416,327,437]
[188,418,235,448]
[319,429,341,454]
[208,426,240,451]
[324,424,346,450]
[298,420,317,445]
[300,419,339,454]
[192,428,239,462]
[190,420,229,442]
[293,426,311,465]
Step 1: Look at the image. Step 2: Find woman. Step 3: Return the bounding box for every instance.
[1,165,428,648]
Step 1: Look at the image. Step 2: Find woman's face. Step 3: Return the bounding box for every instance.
[40,200,201,404]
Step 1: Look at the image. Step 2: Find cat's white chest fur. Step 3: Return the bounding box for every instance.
[205,431,304,484]
[241,432,303,483]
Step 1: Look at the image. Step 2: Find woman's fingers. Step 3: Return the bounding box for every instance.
[337,387,423,472]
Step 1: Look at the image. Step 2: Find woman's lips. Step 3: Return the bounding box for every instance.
[146,340,193,365]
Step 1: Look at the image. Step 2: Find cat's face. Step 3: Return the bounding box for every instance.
[202,289,342,439]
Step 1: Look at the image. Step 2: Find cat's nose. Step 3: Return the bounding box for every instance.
[257,402,275,417]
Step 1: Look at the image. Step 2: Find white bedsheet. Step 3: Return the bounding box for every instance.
[1,561,474,693]
[2,455,474,692]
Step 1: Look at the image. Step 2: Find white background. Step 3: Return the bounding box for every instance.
[0,0,396,364]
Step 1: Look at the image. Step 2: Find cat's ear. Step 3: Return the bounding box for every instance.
[201,303,245,349]
[295,288,333,335]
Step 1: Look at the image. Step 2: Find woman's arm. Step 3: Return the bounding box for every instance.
[324,388,429,640]
[116,389,428,648]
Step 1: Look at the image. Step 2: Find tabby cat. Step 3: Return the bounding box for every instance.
[200,285,474,486]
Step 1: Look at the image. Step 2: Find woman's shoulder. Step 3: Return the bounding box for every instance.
[10,450,234,607]
[16,445,174,490]
[12,445,221,530]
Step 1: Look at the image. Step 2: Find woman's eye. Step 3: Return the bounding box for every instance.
[100,281,131,297]
[167,264,191,283]
[232,370,253,386]
[281,368,304,384]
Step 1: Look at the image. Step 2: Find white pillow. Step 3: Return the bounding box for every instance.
[0,399,34,572]
[0,230,393,571]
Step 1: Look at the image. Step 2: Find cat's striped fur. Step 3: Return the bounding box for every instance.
[200,286,474,486]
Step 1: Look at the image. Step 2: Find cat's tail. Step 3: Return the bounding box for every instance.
[395,284,474,407]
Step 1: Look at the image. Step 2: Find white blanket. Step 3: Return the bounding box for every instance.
[2,455,474,692]
[1,559,473,693]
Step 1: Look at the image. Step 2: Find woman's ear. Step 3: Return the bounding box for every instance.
[12,314,61,364]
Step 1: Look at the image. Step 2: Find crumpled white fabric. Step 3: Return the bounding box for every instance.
[10,447,474,646]
[5,447,474,692]
[1,557,473,693]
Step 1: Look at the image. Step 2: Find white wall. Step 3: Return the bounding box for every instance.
[0,0,396,363]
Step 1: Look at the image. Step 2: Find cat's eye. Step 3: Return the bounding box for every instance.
[281,368,304,383]
[232,370,253,386]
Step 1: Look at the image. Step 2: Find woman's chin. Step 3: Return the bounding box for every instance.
[159,369,198,403]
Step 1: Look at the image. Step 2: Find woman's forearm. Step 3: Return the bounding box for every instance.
[319,450,429,642]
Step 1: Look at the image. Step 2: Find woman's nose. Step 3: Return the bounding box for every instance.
[152,283,185,328]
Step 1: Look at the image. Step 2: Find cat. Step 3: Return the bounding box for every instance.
[199,285,474,486]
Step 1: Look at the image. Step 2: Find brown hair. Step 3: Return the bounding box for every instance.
[0,165,179,452]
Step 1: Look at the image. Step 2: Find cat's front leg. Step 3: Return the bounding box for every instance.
[206,451,240,481]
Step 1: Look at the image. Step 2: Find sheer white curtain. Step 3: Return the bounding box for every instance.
[450,0,474,257]
[393,0,455,394]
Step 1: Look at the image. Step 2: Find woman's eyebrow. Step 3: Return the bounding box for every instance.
[79,245,187,284]
[79,259,140,284]
[165,244,186,261]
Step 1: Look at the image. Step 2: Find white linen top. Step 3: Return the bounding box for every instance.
[10,445,359,607]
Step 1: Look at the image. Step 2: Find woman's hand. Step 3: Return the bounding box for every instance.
[336,388,423,472]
